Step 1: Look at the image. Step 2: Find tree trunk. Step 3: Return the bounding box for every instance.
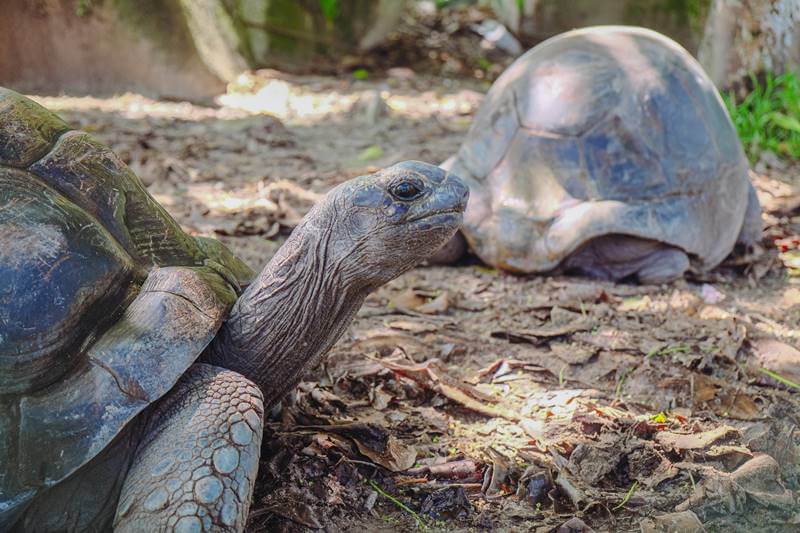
[496,0,710,53]
[0,0,226,101]
[698,0,800,89]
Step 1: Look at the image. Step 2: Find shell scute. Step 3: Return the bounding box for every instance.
[453,26,756,274]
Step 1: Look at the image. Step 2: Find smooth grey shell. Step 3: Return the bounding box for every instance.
[447,26,757,274]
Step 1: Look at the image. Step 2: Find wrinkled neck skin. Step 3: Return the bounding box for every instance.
[207,206,373,407]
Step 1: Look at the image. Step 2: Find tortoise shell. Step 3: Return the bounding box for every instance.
[0,88,253,524]
[446,26,759,274]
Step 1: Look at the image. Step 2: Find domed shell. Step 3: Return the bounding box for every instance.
[0,88,253,523]
[447,26,757,274]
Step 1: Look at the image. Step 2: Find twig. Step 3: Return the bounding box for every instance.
[367,480,428,530]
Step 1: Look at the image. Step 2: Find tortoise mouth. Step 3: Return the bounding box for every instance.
[407,206,465,224]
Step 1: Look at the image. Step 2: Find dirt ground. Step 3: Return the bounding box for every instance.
[33,67,800,532]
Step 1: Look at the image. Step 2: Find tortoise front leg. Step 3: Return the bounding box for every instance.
[113,364,264,532]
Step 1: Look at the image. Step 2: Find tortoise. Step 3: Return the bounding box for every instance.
[436,26,761,283]
[0,87,468,532]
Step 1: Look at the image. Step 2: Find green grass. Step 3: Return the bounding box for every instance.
[368,480,428,530]
[722,71,800,163]
[613,481,639,511]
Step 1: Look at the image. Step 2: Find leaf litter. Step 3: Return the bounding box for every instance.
[31,66,800,532]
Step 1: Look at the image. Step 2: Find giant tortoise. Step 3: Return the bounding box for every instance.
[0,88,468,531]
[438,26,761,283]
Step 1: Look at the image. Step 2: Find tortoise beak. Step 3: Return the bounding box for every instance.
[433,171,469,216]
[390,160,469,220]
[408,169,469,223]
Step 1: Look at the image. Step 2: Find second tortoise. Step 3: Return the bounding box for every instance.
[438,26,761,283]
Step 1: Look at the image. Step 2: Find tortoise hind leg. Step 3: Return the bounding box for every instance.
[634,247,690,284]
[564,235,689,284]
[736,182,763,247]
[113,364,264,533]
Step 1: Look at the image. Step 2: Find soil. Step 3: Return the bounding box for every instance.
[33,66,800,533]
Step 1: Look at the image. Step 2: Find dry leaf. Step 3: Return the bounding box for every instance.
[390,288,427,309]
[385,319,438,333]
[378,357,519,421]
[417,292,450,314]
[491,318,593,345]
[640,511,703,533]
[353,435,417,472]
[300,422,417,472]
[369,384,393,410]
[655,425,740,451]
[575,327,639,351]
[550,342,597,365]
[749,338,800,387]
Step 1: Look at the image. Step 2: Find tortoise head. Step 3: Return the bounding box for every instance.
[207,161,467,404]
[307,160,468,289]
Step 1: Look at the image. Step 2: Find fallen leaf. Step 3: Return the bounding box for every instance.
[782,287,800,307]
[482,449,511,499]
[550,342,597,365]
[298,422,417,472]
[262,500,323,529]
[574,327,639,351]
[703,445,754,470]
[417,292,450,314]
[640,510,703,533]
[389,288,426,309]
[420,486,473,520]
[619,295,652,312]
[491,317,593,345]
[377,357,520,421]
[655,425,740,451]
[370,384,393,410]
[348,328,429,357]
[471,358,550,384]
[731,454,795,509]
[749,338,800,388]
[354,434,417,472]
[385,319,438,333]
[675,454,794,514]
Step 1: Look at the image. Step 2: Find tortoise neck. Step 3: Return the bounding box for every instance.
[207,221,367,406]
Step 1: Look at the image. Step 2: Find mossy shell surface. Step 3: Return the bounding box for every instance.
[0,88,254,526]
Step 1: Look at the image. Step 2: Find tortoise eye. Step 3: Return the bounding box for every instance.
[391,181,423,201]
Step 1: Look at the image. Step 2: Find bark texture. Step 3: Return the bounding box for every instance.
[699,0,800,89]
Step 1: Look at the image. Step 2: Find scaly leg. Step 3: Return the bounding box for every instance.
[564,235,689,284]
[114,364,263,533]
